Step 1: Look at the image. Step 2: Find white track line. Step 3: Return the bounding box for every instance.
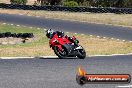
[36,16,40,18]
[37,28,40,29]
[1,53,132,59]
[0,56,58,59]
[19,14,23,15]
[44,29,47,31]
[36,56,58,58]
[89,53,132,57]
[90,35,93,37]
[111,38,114,40]
[97,36,100,38]
[74,33,77,34]
[0,57,34,59]
[29,27,33,29]
[27,15,31,16]
[16,25,20,27]
[116,85,132,88]
[10,24,14,26]
[2,23,6,25]
[122,40,125,42]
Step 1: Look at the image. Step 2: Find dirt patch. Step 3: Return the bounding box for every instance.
[0,37,35,45]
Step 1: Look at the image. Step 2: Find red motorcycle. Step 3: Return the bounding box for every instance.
[48,33,86,59]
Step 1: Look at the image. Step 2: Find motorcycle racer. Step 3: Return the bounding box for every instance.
[46,29,79,46]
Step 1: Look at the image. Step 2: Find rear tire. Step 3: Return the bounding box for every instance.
[53,46,67,59]
[77,46,86,59]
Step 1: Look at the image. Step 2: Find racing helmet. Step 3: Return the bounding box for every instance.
[56,31,64,38]
[46,29,54,39]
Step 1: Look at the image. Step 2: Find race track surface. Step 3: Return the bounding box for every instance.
[0,55,132,88]
[0,13,132,40]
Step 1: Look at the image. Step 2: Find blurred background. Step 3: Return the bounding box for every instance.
[0,0,132,8]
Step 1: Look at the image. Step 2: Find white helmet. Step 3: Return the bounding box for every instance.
[46,29,54,38]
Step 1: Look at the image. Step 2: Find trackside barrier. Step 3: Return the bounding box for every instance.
[0,3,132,14]
[0,32,34,38]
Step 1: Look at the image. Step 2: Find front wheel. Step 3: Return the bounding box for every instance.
[53,46,67,59]
[77,46,86,59]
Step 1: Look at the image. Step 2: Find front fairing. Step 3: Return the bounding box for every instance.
[50,34,71,47]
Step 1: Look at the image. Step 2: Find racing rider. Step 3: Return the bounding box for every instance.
[46,29,79,46]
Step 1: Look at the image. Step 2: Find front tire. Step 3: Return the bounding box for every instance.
[53,46,67,59]
[77,46,86,59]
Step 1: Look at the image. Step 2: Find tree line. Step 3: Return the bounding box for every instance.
[10,0,132,8]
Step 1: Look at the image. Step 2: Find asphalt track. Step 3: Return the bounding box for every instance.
[0,55,132,88]
[0,13,132,40]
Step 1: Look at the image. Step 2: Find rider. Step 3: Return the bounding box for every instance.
[46,29,79,46]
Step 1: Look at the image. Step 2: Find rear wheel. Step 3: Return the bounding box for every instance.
[54,46,67,58]
[77,46,86,59]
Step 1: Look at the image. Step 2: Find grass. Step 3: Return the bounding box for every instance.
[0,9,132,28]
[0,23,132,57]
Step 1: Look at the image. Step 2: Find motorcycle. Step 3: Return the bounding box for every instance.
[48,33,86,59]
